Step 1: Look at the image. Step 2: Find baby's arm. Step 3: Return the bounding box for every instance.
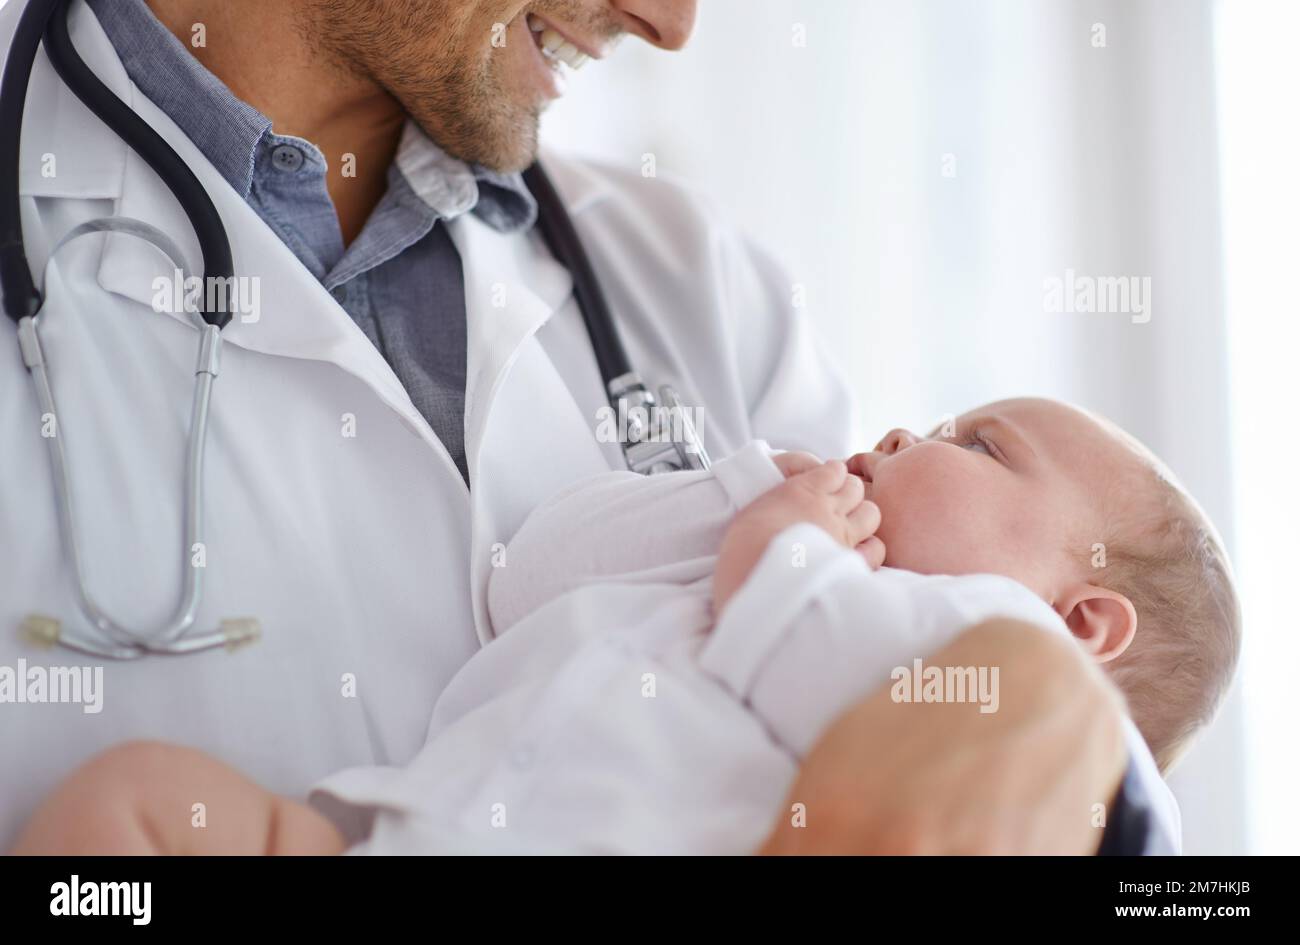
[488,440,798,635]
[704,492,1067,759]
[10,741,345,855]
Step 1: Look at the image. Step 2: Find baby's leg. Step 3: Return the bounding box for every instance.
[11,741,345,855]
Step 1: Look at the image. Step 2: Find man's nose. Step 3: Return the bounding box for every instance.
[875,428,920,454]
[613,0,697,50]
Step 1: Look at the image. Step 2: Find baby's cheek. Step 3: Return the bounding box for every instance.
[875,465,985,570]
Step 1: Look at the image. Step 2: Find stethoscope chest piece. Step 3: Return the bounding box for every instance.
[609,373,710,475]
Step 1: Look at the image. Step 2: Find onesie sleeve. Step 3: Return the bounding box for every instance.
[486,440,785,635]
[695,523,1068,759]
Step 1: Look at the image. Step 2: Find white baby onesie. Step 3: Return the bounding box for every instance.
[312,441,1179,854]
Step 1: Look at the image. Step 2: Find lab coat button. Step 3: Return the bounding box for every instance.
[271,145,305,172]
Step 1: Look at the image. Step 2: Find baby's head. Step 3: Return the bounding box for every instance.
[847,397,1240,773]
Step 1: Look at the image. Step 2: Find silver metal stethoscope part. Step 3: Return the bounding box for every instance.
[607,372,711,476]
[18,217,260,660]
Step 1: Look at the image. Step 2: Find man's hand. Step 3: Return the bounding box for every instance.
[759,617,1129,854]
[713,460,884,613]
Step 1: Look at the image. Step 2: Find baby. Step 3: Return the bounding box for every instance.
[11,398,1239,855]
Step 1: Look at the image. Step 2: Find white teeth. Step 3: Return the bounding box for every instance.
[527,13,545,32]
[537,28,588,69]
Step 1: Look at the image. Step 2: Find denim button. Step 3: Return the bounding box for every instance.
[271,144,305,172]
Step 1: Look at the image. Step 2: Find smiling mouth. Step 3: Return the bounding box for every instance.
[527,13,590,71]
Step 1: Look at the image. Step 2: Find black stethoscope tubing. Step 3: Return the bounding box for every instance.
[522,163,633,387]
[2,0,233,327]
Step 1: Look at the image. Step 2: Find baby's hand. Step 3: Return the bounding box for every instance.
[713,460,885,614]
[771,450,823,478]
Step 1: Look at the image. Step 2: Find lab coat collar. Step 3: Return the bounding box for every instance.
[92,93,424,409]
[101,120,573,469]
[537,146,615,219]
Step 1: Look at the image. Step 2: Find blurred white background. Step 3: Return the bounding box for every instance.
[542,0,1297,854]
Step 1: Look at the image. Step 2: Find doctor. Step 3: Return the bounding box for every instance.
[0,0,1163,854]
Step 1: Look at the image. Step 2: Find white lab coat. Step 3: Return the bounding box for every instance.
[0,1,857,846]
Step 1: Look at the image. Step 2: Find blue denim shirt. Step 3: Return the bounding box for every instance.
[85,0,538,483]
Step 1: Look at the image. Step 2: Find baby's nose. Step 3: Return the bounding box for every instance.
[875,428,920,454]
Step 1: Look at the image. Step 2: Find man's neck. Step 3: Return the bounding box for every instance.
[146,0,405,245]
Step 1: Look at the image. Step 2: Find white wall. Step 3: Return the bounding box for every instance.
[1216,0,1300,858]
[543,0,1253,853]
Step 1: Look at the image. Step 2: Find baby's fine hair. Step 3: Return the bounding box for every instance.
[1083,419,1241,774]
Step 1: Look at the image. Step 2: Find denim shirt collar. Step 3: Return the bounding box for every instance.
[84,0,537,233]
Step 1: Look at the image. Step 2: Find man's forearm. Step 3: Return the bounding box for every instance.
[759,617,1128,855]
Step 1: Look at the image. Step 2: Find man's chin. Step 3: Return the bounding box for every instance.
[426,112,541,174]
[490,117,543,174]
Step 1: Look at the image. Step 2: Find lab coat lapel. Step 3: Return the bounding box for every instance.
[456,213,571,472]
[455,213,610,644]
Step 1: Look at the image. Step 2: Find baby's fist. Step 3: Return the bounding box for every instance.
[713,461,884,613]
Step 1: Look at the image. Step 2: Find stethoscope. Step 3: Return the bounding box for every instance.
[0,0,709,661]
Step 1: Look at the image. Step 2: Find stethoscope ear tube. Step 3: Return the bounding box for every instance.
[38,0,234,327]
[523,162,633,388]
[2,0,236,327]
[0,0,61,325]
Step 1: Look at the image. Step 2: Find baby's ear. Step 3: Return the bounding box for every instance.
[1056,584,1137,662]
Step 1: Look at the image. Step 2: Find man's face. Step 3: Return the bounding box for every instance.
[303,0,698,171]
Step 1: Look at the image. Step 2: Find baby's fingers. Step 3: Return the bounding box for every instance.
[846,500,881,545]
[771,450,823,479]
[831,469,865,511]
[795,459,848,493]
[856,536,886,570]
